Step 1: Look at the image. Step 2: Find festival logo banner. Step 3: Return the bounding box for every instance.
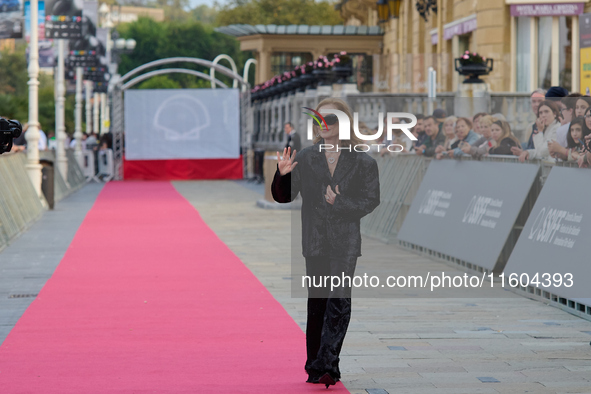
[67,1,99,67]
[25,0,55,68]
[0,0,24,39]
[44,0,82,38]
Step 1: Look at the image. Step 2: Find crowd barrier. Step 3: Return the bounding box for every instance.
[0,153,45,252]
[0,150,87,252]
[362,154,590,320]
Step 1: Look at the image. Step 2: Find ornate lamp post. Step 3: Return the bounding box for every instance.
[25,0,42,196]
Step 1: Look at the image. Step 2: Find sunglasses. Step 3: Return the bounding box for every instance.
[323,114,339,125]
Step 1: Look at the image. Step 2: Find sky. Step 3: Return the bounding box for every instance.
[188,0,227,8]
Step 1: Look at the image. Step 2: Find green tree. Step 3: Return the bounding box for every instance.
[117,17,251,89]
[138,75,181,89]
[216,0,343,26]
[0,44,77,135]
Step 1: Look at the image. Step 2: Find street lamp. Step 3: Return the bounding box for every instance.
[377,0,389,23]
[388,0,402,18]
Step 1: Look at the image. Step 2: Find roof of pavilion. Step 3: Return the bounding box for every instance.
[215,24,384,37]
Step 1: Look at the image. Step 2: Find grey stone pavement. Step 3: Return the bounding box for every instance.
[173,180,591,394]
[0,183,104,345]
[1,180,591,393]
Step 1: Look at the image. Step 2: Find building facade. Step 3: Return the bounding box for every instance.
[340,0,590,93]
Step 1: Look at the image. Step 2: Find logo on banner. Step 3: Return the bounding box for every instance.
[418,189,452,217]
[462,195,503,229]
[303,108,417,153]
[527,206,583,249]
[153,94,211,141]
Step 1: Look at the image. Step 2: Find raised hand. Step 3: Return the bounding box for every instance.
[277,147,298,176]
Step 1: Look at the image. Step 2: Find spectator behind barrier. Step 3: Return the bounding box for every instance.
[463,115,494,158]
[564,117,589,162]
[435,116,457,154]
[513,100,561,162]
[415,116,445,157]
[548,94,581,160]
[578,133,591,168]
[487,120,521,155]
[524,89,547,149]
[412,114,427,149]
[574,96,591,117]
[440,117,479,159]
[472,112,488,135]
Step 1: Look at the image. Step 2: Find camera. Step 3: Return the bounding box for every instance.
[0,119,23,154]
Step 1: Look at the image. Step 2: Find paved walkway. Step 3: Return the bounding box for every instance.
[0,183,103,345]
[2,180,591,393]
[174,180,591,394]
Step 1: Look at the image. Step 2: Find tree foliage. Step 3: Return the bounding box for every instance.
[216,0,343,26]
[117,17,251,88]
[0,45,75,134]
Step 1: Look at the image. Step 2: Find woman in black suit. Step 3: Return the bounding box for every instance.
[271,98,380,387]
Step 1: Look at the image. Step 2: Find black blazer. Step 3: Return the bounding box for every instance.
[271,142,380,257]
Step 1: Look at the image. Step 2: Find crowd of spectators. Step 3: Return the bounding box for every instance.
[376,86,591,168]
[11,127,113,154]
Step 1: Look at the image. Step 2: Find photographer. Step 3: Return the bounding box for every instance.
[0,118,23,155]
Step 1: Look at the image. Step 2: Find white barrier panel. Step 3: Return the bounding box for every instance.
[504,166,591,302]
[124,89,240,160]
[97,149,114,181]
[397,160,540,272]
[82,150,95,179]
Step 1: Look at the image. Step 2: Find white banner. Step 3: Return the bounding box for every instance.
[124,89,240,160]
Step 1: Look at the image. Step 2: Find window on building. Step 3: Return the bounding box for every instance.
[270,52,313,76]
[458,34,470,55]
[559,16,572,91]
[516,16,531,92]
[538,17,553,89]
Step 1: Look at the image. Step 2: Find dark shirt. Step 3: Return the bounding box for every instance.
[525,124,538,150]
[489,137,518,155]
[285,132,301,152]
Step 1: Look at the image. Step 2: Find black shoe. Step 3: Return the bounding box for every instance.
[318,372,338,388]
[306,370,322,384]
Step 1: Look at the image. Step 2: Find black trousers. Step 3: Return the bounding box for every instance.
[304,255,357,379]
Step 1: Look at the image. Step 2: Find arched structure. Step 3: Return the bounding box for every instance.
[242,58,257,92]
[111,57,252,181]
[209,54,239,89]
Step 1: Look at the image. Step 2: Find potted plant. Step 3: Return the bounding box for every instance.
[332,51,353,84]
[298,63,316,90]
[312,56,334,86]
[454,51,493,84]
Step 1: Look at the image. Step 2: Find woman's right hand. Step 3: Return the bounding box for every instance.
[277,147,298,176]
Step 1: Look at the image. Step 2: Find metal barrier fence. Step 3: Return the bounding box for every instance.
[0,149,87,252]
[361,154,567,243]
[40,149,87,202]
[0,153,45,252]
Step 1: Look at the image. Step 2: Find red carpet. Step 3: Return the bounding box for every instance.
[0,182,348,393]
[123,157,243,180]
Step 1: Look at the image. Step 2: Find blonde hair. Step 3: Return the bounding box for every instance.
[443,116,457,127]
[312,97,364,147]
[478,115,494,127]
